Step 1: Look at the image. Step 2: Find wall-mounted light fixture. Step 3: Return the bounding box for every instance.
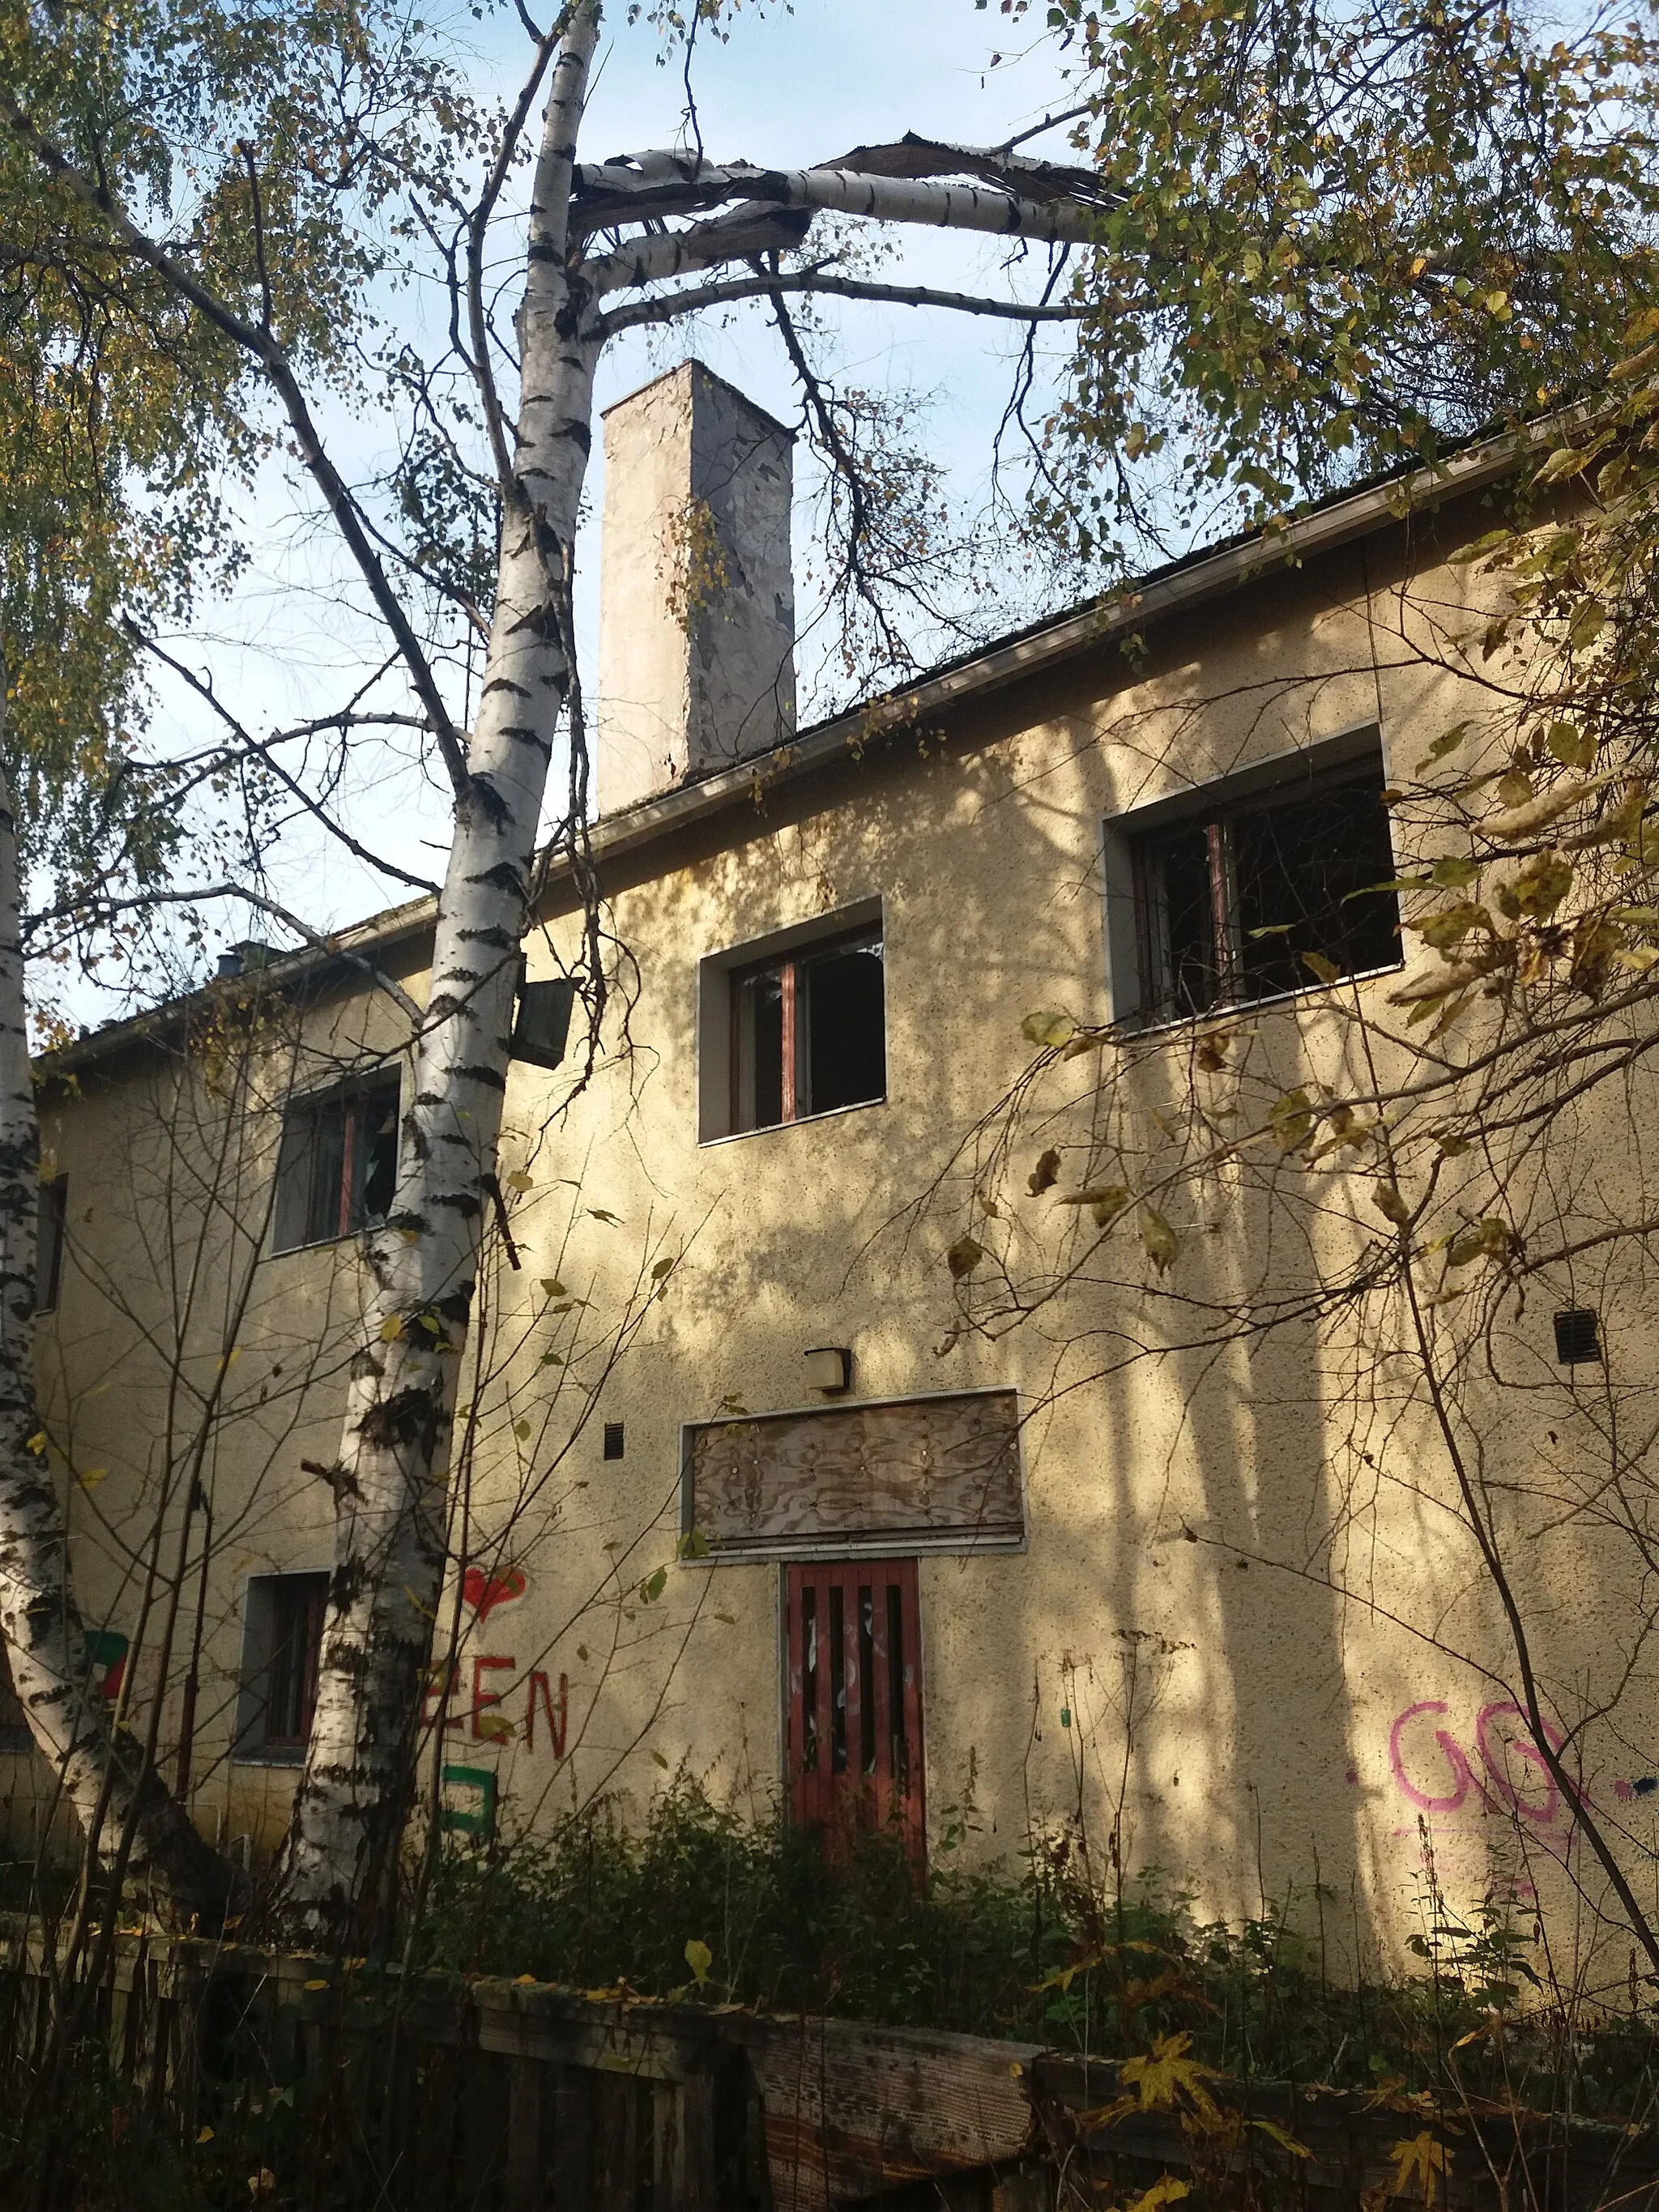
[804,1345,852,1396]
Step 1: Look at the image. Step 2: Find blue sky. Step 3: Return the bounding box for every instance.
[130,1,1087,975]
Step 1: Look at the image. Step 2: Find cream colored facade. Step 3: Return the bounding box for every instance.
[8,413,1653,1979]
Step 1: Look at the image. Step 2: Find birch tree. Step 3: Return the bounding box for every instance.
[3,0,1655,1940]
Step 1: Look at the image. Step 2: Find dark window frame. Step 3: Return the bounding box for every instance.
[237,1570,329,1762]
[1127,754,1402,1026]
[727,923,886,1136]
[36,1174,66,1315]
[271,1073,401,1255]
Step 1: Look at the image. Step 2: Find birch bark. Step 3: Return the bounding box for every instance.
[279,4,603,1933]
[0,664,231,1920]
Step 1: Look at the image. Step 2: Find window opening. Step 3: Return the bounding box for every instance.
[785,1558,923,1859]
[1135,761,1400,1021]
[36,1175,66,1315]
[731,928,884,1132]
[1554,1308,1602,1366]
[272,1076,400,1252]
[241,1571,328,1757]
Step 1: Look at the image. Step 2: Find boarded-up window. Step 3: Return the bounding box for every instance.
[681,1389,1022,1561]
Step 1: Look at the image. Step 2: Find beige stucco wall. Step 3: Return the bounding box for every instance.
[13,484,1655,1982]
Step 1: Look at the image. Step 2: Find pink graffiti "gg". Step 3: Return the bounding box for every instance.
[1388,1700,1572,1827]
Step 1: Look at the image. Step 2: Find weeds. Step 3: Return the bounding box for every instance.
[415,1779,1659,2122]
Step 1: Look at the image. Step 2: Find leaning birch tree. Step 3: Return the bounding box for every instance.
[4,0,1655,1939]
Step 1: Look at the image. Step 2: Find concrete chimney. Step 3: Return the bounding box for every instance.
[595,361,795,816]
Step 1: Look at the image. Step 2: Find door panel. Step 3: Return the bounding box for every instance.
[784,1558,923,1860]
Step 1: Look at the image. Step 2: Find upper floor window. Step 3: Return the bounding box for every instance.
[731,925,885,1132]
[1117,745,1401,1025]
[271,1075,399,1253]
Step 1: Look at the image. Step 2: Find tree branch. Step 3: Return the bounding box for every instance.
[596,265,1091,339]
[0,92,473,804]
[126,624,442,897]
[582,166,1098,296]
[28,882,426,1029]
[572,137,1112,232]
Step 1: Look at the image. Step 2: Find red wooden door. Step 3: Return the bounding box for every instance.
[785,1559,923,1860]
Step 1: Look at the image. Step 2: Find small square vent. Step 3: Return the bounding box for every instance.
[1554,1309,1602,1366]
[603,1421,625,1461]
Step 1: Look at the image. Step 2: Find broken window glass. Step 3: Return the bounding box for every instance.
[271,1076,400,1251]
[731,929,885,1132]
[1135,759,1400,1021]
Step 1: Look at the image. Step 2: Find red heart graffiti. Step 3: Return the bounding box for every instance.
[463,1565,527,1624]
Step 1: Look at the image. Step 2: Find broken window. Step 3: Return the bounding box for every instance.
[730,927,885,1132]
[36,1174,66,1315]
[271,1075,399,1252]
[236,1571,328,1761]
[1133,757,1401,1021]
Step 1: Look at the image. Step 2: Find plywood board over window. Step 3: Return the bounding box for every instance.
[681,1388,1024,1561]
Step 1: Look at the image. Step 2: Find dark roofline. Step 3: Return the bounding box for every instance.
[46,420,1541,1078]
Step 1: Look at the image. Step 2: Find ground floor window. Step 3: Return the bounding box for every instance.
[784,1558,923,1860]
[236,1571,328,1762]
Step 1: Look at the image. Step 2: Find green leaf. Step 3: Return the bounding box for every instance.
[1416,722,1470,769]
[1021,1008,1077,1049]
[1447,1217,1512,1268]
[1269,1088,1315,1151]
[684,1938,713,1987]
[1139,1208,1179,1273]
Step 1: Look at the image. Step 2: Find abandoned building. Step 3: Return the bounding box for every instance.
[4,360,1648,1970]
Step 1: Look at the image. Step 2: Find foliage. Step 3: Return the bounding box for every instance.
[1030,0,1659,559]
[415,1779,1659,2122]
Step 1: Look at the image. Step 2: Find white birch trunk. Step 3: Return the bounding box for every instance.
[279,5,604,1933]
[0,675,231,1920]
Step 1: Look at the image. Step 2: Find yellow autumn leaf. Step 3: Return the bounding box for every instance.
[1119,2031,1221,2122]
[503,1169,533,1192]
[1446,1217,1512,1268]
[1269,1088,1315,1151]
[25,1433,46,1456]
[302,1978,328,1991]
[1385,2130,1449,2206]
[197,2126,215,2144]
[377,1315,404,1344]
[1123,2180,1192,2212]
[1252,2118,1311,2158]
[79,1468,108,1489]
[475,1710,514,1743]
[1021,1008,1077,1049]
[684,1937,712,1985]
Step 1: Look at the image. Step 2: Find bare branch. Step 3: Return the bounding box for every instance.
[0,92,474,803]
[596,265,1091,339]
[127,624,442,897]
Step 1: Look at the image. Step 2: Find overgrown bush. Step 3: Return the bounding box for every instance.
[413,1779,1659,2120]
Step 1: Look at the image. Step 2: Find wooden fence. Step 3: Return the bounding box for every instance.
[1,1919,1653,2212]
